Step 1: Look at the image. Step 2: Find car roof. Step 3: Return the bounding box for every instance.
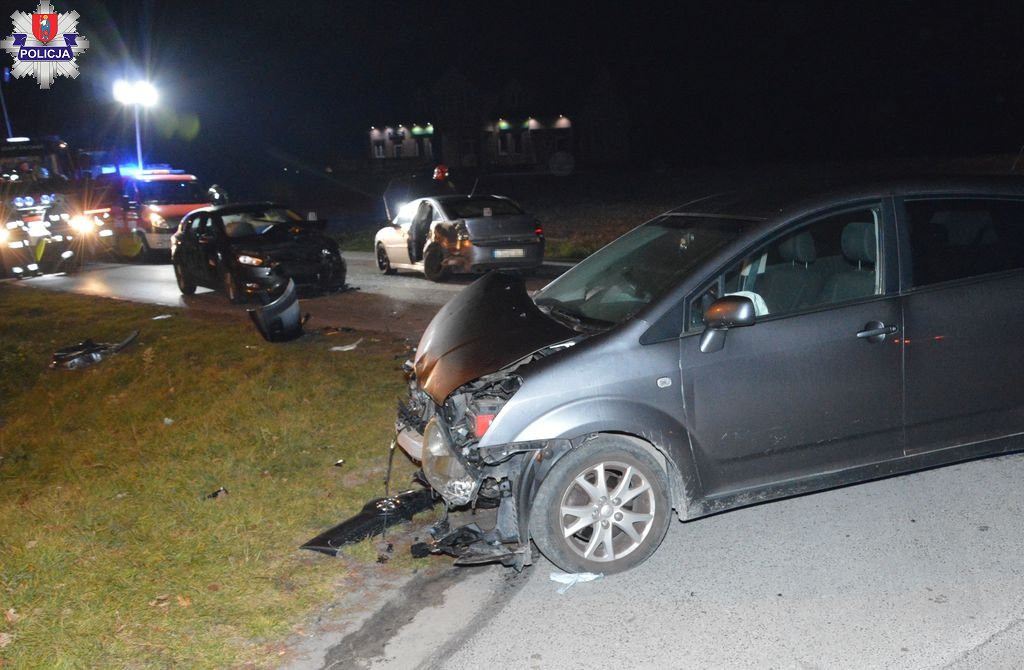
[667,175,1024,221]
[187,201,288,216]
[427,194,512,204]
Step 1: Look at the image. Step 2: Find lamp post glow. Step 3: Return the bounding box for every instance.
[113,79,158,170]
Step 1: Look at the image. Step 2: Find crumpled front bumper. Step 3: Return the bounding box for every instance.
[392,413,552,570]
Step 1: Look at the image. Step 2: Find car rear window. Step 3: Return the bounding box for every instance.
[443,198,523,218]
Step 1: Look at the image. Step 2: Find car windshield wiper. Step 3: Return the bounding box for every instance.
[536,299,611,332]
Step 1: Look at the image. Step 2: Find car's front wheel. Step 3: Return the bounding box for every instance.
[173,260,196,295]
[530,436,672,574]
[376,243,395,275]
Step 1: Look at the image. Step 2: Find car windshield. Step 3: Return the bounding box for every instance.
[221,207,305,238]
[534,214,752,326]
[137,179,207,205]
[441,197,523,218]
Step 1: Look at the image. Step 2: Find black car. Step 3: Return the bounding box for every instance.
[383,175,1024,574]
[170,203,346,302]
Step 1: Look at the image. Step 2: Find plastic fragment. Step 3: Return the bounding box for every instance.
[49,330,139,370]
[549,571,603,594]
[329,338,363,352]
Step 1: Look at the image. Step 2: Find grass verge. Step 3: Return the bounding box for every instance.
[0,285,423,669]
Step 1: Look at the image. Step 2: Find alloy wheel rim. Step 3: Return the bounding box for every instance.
[558,460,656,562]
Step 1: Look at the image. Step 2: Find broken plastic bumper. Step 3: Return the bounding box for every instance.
[300,488,438,556]
[411,520,530,568]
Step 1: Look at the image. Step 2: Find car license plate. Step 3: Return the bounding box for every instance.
[493,248,525,258]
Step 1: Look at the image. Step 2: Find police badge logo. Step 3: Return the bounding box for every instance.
[1,1,89,89]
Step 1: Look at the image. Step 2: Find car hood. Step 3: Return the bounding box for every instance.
[414,272,575,404]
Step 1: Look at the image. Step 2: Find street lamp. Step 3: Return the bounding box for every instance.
[113,79,158,170]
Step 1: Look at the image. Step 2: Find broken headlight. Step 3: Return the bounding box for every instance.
[422,417,476,506]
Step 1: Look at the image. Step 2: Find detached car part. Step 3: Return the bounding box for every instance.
[247,279,306,342]
[50,330,139,370]
[301,488,437,556]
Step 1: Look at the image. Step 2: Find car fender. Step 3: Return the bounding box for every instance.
[501,396,702,520]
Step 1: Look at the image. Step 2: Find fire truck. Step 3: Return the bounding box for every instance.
[81,166,215,261]
[0,136,89,278]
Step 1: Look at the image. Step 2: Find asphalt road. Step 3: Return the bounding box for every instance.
[14,252,566,340]
[346,453,1024,670]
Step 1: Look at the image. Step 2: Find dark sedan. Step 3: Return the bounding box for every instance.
[170,203,346,303]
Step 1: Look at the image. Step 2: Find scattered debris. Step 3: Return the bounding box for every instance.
[49,330,140,370]
[151,314,173,320]
[329,338,363,352]
[0,631,13,648]
[162,417,174,426]
[205,486,229,500]
[334,459,345,467]
[321,326,356,335]
[549,571,603,594]
[247,279,307,342]
[301,488,437,556]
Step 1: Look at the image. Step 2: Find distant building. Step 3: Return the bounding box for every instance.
[368,123,436,163]
[367,115,573,172]
[367,70,581,173]
[365,69,636,173]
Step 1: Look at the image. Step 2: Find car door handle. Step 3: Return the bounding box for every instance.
[856,322,898,340]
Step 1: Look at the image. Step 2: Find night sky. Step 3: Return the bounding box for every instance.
[2,1,1024,199]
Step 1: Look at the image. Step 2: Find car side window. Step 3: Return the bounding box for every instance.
[209,215,225,237]
[688,206,882,329]
[394,204,414,229]
[199,215,217,237]
[904,198,1024,287]
[188,215,206,236]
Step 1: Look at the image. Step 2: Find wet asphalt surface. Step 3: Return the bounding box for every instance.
[12,251,567,341]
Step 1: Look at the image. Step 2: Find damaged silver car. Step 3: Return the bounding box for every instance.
[392,177,1024,574]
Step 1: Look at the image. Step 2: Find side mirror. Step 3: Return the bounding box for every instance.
[699,295,756,353]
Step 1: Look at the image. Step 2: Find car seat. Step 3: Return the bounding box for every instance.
[815,222,877,304]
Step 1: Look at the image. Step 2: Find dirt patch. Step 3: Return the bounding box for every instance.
[297,291,436,343]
